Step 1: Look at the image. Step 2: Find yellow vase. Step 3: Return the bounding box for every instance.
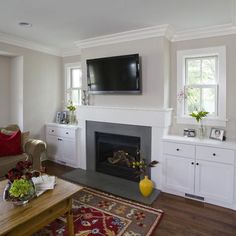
[139,175,154,197]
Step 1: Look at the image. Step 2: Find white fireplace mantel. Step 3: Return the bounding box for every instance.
[76,105,173,190]
[77,105,173,128]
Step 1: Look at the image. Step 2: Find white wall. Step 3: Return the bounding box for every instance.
[170,34,236,140]
[80,37,170,108]
[0,42,62,139]
[0,56,11,126]
[10,56,23,129]
[23,52,62,139]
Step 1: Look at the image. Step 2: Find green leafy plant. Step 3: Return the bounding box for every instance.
[9,179,34,199]
[190,110,209,122]
[66,100,76,112]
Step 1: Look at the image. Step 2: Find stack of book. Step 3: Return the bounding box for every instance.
[32,175,56,197]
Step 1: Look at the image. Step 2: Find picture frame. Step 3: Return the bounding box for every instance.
[61,111,68,124]
[209,128,225,141]
[56,112,61,123]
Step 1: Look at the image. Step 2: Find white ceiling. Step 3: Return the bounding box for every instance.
[0,0,234,51]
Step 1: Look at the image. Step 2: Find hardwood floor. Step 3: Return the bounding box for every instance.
[42,160,236,236]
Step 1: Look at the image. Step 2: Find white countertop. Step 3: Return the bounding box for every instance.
[46,122,79,129]
[163,135,236,150]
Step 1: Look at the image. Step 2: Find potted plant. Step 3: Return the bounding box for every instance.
[4,161,40,205]
[190,110,209,138]
[66,100,77,124]
[129,159,159,197]
[8,179,35,204]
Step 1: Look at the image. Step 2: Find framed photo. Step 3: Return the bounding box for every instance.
[56,112,61,123]
[61,111,68,124]
[209,128,225,141]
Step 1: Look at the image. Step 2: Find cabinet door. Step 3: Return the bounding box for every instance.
[46,135,64,161]
[62,138,76,165]
[195,160,234,203]
[46,135,59,157]
[164,155,195,194]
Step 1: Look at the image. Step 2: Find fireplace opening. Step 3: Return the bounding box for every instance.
[95,132,141,182]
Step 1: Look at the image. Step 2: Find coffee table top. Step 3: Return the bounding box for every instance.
[0,178,83,235]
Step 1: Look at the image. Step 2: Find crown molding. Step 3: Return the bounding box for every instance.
[172,23,236,42]
[2,23,234,58]
[74,24,172,49]
[0,32,61,56]
[0,50,16,56]
[61,46,81,57]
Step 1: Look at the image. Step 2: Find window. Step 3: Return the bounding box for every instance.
[65,63,82,106]
[177,47,226,126]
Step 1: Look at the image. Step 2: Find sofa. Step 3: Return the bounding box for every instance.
[0,124,46,178]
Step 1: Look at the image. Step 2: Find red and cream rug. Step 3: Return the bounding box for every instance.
[38,188,163,236]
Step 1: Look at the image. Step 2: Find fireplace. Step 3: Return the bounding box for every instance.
[95,132,140,182]
[86,121,152,182]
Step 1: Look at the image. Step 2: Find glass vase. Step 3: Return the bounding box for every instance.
[198,122,206,139]
[69,111,76,124]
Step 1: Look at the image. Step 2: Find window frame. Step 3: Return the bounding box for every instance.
[176,46,226,127]
[64,62,82,106]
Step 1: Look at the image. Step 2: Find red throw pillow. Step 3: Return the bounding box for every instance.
[0,130,22,157]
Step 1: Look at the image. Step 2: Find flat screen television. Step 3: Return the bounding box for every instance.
[87,54,141,94]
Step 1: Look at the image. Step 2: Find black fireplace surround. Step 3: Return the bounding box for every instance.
[86,121,152,182]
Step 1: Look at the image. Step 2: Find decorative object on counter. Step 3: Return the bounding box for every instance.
[184,128,196,137]
[66,101,77,124]
[55,112,61,123]
[209,128,225,141]
[188,129,196,137]
[82,90,90,105]
[177,88,209,139]
[183,128,189,137]
[129,158,159,197]
[3,160,40,205]
[190,110,209,138]
[60,111,68,124]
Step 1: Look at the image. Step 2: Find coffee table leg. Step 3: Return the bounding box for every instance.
[67,198,74,236]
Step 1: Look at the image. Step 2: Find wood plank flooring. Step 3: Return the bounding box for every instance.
[43,160,236,236]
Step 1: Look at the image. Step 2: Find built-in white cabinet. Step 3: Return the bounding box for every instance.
[165,154,195,194]
[46,123,79,167]
[195,160,234,203]
[162,136,236,210]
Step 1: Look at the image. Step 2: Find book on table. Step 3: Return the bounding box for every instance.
[32,175,56,197]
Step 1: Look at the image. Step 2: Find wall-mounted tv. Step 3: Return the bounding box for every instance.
[87,54,141,94]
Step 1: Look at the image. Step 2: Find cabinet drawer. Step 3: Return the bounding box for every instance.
[57,128,75,139]
[163,142,195,159]
[196,146,234,165]
[47,126,58,136]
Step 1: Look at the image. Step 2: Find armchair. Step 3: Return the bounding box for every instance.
[0,125,46,178]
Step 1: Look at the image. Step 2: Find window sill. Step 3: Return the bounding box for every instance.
[176,116,227,127]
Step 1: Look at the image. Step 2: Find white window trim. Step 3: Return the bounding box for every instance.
[64,62,82,106]
[176,46,227,127]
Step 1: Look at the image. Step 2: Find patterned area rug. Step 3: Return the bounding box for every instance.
[39,188,163,236]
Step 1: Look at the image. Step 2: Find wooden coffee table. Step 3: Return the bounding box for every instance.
[0,178,83,236]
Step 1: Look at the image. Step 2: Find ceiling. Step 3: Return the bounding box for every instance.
[0,0,234,52]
